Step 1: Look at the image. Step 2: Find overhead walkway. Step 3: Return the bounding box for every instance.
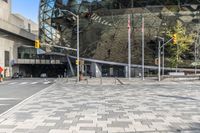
[68,55,200,72]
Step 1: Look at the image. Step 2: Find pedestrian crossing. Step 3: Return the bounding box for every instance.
[1,80,52,86]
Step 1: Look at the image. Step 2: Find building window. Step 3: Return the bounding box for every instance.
[4,51,9,67]
[28,23,31,32]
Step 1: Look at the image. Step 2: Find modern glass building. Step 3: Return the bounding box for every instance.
[39,0,200,67]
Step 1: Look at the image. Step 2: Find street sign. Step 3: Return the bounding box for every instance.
[0,66,3,73]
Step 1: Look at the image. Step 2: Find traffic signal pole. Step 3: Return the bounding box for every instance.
[155,37,173,81]
[162,38,165,76]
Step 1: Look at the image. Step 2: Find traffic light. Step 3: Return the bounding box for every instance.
[76,60,79,65]
[35,40,40,49]
[172,34,177,44]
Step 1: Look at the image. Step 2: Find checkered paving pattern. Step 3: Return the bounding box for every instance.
[0,80,200,133]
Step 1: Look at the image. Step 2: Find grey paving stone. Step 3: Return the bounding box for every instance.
[13,129,30,133]
[107,121,132,128]
[79,127,103,132]
[0,125,16,128]
[1,80,200,132]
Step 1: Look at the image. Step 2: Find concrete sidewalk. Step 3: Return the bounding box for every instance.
[0,80,200,133]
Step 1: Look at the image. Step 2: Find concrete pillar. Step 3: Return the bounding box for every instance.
[91,63,102,78]
[125,66,128,78]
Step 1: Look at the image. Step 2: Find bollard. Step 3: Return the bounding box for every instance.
[66,76,69,83]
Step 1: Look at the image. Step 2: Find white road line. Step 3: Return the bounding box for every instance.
[0,104,10,106]
[19,82,28,85]
[44,81,51,84]
[9,82,18,85]
[0,98,20,100]
[30,82,38,85]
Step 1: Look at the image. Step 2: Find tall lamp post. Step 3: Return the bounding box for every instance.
[60,10,79,82]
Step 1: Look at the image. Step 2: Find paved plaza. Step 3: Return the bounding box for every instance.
[0,79,200,133]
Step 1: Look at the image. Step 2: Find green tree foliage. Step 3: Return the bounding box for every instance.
[167,20,195,68]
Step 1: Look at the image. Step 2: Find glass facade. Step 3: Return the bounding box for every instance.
[18,46,37,59]
[39,0,200,66]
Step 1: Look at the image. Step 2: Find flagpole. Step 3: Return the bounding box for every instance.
[128,14,131,80]
[142,16,145,80]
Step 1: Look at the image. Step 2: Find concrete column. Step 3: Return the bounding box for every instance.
[91,63,102,78]
[125,66,128,78]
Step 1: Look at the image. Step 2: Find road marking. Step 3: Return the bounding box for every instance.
[0,104,10,106]
[0,98,20,100]
[30,82,38,85]
[44,81,51,84]
[9,82,18,85]
[19,82,28,85]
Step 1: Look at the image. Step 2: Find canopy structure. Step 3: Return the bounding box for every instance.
[39,0,200,65]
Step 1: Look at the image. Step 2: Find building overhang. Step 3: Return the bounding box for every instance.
[0,18,37,41]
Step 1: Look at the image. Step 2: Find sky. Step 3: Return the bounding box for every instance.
[12,0,40,23]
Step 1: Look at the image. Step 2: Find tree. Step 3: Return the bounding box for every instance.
[166,20,195,69]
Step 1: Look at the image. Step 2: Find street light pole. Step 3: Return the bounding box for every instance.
[128,14,131,80]
[77,15,80,82]
[142,16,145,80]
[158,41,161,81]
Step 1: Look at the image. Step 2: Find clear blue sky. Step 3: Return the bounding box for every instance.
[12,0,40,23]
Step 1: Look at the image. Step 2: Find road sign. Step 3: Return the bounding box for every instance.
[0,66,3,73]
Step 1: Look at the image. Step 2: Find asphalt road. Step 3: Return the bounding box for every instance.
[0,78,55,114]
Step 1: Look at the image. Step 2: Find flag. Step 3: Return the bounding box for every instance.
[128,15,131,32]
[142,17,144,33]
